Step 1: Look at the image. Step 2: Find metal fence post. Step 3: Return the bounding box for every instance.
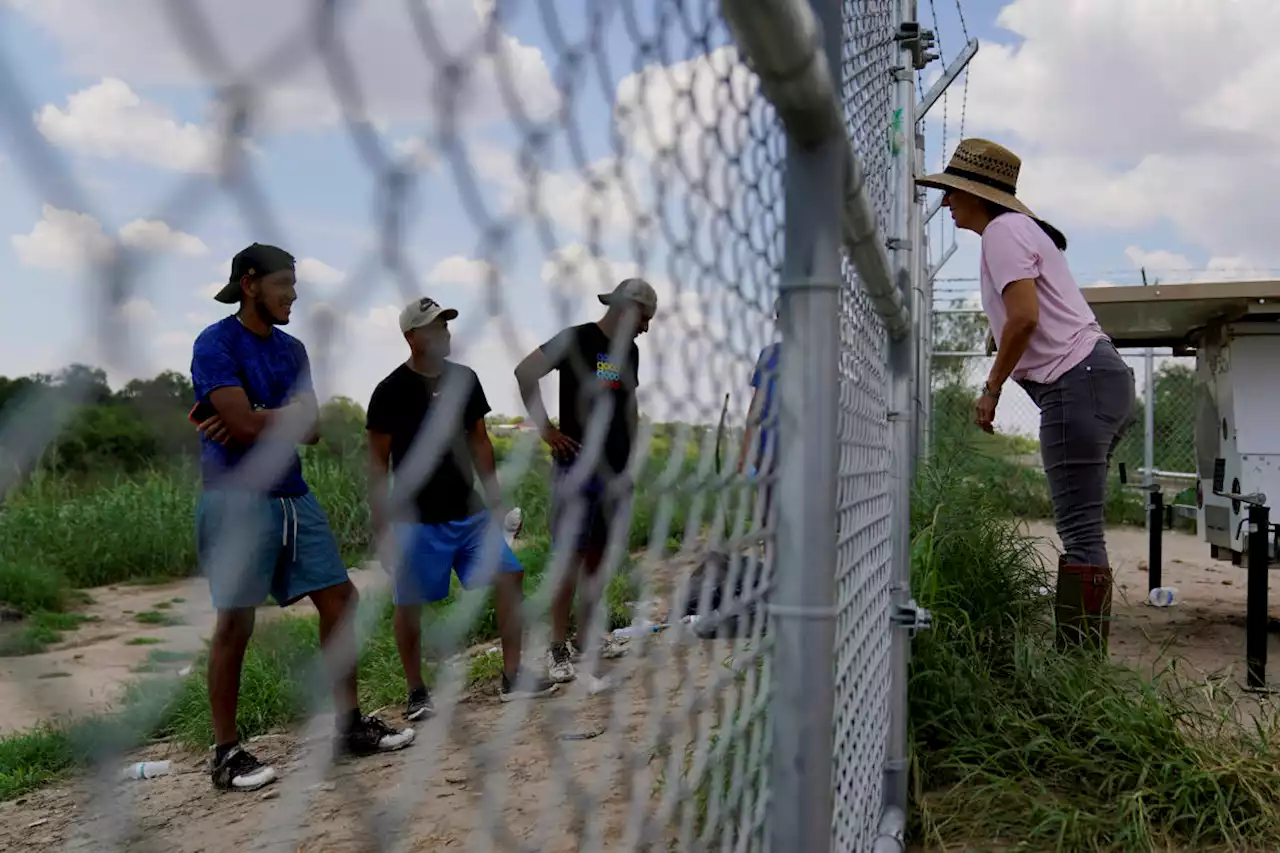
[767,0,844,849]
[1246,502,1271,689]
[883,0,920,822]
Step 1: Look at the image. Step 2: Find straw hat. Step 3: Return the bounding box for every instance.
[916,138,1040,221]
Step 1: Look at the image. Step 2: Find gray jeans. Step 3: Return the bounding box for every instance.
[1018,340,1136,567]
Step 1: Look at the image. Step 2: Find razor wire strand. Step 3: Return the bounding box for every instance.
[0,0,800,851]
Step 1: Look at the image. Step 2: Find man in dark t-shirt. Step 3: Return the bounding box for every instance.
[514,278,657,684]
[367,297,557,719]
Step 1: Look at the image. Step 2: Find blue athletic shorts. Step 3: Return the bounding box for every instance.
[196,490,350,610]
[391,510,524,606]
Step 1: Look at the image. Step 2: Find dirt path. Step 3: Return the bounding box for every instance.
[1022,520,1280,711]
[6,522,1278,850]
[0,568,391,736]
[0,551,762,852]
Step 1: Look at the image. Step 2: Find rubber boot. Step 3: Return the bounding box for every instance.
[1054,557,1113,652]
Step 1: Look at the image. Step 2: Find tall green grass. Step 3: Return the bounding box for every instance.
[0,439,702,618]
[909,452,1280,851]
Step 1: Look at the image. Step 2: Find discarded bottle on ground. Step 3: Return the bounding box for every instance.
[1148,587,1178,607]
[122,760,172,780]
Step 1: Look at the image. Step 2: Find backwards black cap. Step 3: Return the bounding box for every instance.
[213,243,296,304]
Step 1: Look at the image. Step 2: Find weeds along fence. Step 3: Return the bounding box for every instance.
[0,0,970,850]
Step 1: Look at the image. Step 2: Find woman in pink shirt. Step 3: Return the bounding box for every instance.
[918,138,1136,653]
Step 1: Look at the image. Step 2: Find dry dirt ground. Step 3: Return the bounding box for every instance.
[3,522,1279,851]
[1021,519,1280,701]
[0,553,764,852]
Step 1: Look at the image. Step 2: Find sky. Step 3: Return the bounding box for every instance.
[0,0,1276,437]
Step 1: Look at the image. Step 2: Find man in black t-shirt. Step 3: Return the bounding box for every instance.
[514,278,658,684]
[368,297,558,719]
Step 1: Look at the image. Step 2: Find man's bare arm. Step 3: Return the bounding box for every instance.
[514,348,555,431]
[467,420,502,509]
[367,430,393,536]
[207,386,317,446]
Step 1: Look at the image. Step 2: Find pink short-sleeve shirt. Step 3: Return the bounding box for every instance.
[979,212,1107,385]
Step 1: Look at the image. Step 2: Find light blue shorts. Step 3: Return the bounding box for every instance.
[196,490,350,610]
[392,510,524,606]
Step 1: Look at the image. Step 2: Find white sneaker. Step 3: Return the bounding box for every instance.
[546,642,577,683]
[502,507,523,548]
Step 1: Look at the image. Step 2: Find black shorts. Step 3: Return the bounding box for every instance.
[549,464,629,555]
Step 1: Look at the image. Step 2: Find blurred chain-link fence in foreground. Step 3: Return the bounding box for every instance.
[0,0,970,850]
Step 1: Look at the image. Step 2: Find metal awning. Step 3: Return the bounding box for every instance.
[1083,280,1280,351]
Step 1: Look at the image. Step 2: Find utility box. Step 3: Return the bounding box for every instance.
[1083,281,1280,563]
[1193,323,1280,561]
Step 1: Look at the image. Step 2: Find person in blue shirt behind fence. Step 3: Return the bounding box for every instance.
[190,243,415,794]
[738,303,781,527]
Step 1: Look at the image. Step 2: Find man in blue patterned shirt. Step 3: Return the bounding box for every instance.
[190,243,414,793]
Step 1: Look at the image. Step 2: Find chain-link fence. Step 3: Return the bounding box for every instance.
[0,0,963,850]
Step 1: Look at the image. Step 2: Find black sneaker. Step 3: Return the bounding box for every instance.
[339,714,416,758]
[500,668,560,702]
[211,745,277,792]
[405,686,435,722]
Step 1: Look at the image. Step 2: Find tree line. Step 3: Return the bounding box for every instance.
[0,364,720,480]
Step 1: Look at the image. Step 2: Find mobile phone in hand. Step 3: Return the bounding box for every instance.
[188,399,217,425]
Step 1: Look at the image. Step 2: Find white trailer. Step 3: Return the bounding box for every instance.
[1083,280,1280,688]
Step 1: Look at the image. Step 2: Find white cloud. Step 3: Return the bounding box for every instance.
[296,257,345,286]
[12,206,214,271]
[425,255,494,287]
[392,137,436,173]
[118,219,208,255]
[35,78,222,172]
[115,297,157,324]
[957,0,1280,262]
[14,0,558,132]
[11,204,113,270]
[1121,246,1275,284]
[614,44,759,210]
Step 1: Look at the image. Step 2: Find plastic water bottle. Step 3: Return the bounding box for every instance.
[1148,587,1178,607]
[611,622,665,639]
[121,761,171,780]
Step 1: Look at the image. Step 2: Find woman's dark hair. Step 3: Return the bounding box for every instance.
[982,200,1068,252]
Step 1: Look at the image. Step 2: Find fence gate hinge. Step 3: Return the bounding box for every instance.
[894,22,938,70]
[886,237,912,251]
[892,599,932,636]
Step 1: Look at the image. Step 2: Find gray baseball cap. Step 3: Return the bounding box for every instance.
[598,277,658,312]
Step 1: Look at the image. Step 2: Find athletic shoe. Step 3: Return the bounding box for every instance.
[503,507,523,547]
[339,714,416,757]
[404,686,435,722]
[211,745,277,792]
[500,668,559,702]
[546,641,576,683]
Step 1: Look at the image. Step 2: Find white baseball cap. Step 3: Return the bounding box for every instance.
[598,278,658,312]
[399,297,458,333]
